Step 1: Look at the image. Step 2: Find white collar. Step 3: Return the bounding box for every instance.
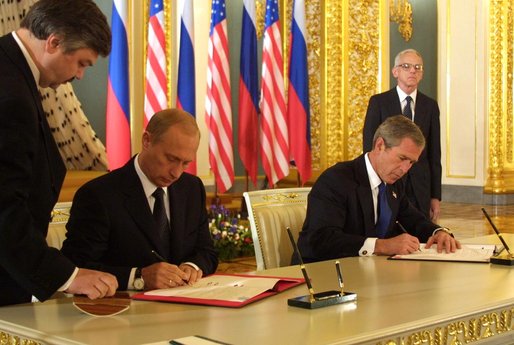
[12,31,40,87]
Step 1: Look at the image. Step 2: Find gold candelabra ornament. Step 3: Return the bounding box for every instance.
[390,0,413,41]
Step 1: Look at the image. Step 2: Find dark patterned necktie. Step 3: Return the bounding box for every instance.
[152,187,170,259]
[403,96,413,120]
[376,182,391,238]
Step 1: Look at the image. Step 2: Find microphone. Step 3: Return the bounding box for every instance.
[286,227,357,309]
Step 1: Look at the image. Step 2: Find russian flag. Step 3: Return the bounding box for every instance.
[238,0,259,186]
[287,0,311,184]
[106,0,130,170]
[176,0,196,174]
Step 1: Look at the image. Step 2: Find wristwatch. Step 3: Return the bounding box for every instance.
[134,267,145,290]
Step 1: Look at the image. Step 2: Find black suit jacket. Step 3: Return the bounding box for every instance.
[297,155,438,263]
[362,87,442,217]
[61,158,218,289]
[0,33,73,306]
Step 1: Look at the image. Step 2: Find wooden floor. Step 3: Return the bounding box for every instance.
[216,201,514,273]
[438,202,514,239]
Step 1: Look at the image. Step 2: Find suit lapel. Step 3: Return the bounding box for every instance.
[121,161,168,255]
[388,88,402,115]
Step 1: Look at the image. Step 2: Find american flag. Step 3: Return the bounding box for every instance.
[238,0,259,186]
[287,0,311,184]
[144,0,168,125]
[260,0,289,186]
[106,0,130,170]
[205,0,234,193]
[177,0,196,174]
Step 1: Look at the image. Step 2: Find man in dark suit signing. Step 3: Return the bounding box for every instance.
[363,49,441,221]
[0,0,117,306]
[297,116,459,263]
[62,109,218,291]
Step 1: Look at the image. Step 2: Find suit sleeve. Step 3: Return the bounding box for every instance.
[363,95,381,152]
[427,101,442,200]
[297,169,367,262]
[0,97,74,302]
[180,179,218,275]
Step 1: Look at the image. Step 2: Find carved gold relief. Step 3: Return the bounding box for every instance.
[375,308,514,345]
[0,332,41,345]
[485,0,514,193]
[389,0,413,41]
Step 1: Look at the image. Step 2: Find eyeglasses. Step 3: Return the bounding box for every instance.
[396,63,424,72]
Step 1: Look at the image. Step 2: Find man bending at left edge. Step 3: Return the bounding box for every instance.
[62,109,218,292]
[0,0,118,306]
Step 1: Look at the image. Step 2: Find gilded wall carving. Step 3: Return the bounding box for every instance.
[485,0,514,193]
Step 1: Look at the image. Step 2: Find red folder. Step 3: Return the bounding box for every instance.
[131,274,305,308]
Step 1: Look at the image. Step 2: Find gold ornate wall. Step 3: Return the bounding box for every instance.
[282,0,389,184]
[484,0,514,193]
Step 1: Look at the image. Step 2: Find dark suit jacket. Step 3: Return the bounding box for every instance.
[0,33,73,306]
[61,158,218,289]
[297,155,439,263]
[362,87,442,217]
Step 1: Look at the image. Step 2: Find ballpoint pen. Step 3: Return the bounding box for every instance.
[481,208,514,258]
[335,261,344,294]
[286,228,315,300]
[396,221,421,251]
[152,250,167,262]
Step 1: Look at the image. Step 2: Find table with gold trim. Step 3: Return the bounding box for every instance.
[0,235,513,345]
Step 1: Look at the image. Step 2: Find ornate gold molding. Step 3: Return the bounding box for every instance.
[375,307,514,345]
[0,331,41,345]
[484,0,514,193]
[389,0,413,41]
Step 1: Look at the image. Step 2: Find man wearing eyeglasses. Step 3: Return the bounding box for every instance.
[363,49,441,222]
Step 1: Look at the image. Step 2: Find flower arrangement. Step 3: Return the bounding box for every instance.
[208,204,254,261]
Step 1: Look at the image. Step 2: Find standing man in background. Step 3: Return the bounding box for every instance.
[363,49,442,221]
[0,0,118,306]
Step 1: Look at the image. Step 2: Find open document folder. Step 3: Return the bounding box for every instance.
[132,274,304,308]
[389,244,498,263]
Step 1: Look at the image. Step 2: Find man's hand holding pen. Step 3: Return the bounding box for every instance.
[141,262,190,289]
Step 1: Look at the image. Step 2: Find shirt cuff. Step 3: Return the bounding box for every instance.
[359,238,377,256]
[433,227,454,238]
[58,267,79,292]
[182,262,200,271]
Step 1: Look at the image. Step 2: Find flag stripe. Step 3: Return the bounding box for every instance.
[106,0,130,170]
[260,0,289,186]
[288,0,312,184]
[144,0,168,125]
[205,0,234,193]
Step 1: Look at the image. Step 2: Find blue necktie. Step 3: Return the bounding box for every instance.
[403,96,413,121]
[153,188,171,260]
[376,182,391,238]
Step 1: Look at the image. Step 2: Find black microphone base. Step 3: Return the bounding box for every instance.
[490,253,514,266]
[288,291,357,309]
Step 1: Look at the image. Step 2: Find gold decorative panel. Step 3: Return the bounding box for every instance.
[485,0,514,193]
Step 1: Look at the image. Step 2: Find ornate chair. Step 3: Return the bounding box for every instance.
[243,187,311,270]
[46,202,72,249]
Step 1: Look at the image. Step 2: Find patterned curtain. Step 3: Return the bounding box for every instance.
[0,0,108,170]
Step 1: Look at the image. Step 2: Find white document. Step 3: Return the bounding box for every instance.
[144,275,281,302]
[391,244,496,263]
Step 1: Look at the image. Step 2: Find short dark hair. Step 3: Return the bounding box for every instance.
[20,0,111,56]
[146,109,200,143]
[372,115,425,150]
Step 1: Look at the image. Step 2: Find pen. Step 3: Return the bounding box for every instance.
[286,227,315,299]
[481,208,514,257]
[335,260,344,293]
[396,221,421,251]
[152,250,167,262]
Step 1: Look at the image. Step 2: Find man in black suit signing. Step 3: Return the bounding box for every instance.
[62,109,218,291]
[0,0,118,306]
[363,49,441,221]
[297,116,459,263]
